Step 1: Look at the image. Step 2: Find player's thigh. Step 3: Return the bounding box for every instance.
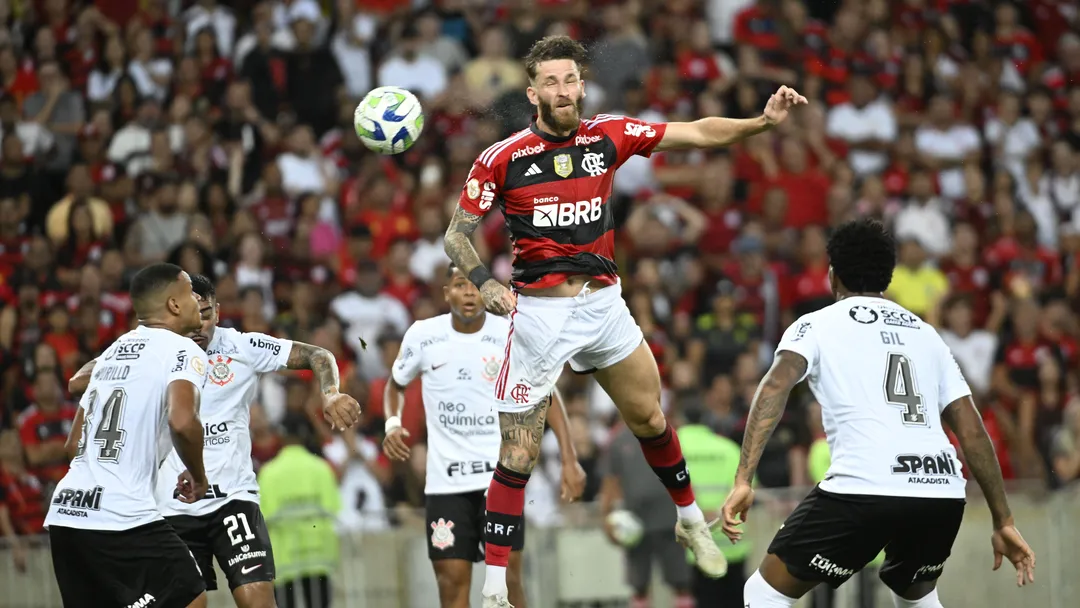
[168,513,219,591]
[49,526,106,607]
[766,487,889,589]
[496,296,587,410]
[85,521,206,608]
[426,491,484,562]
[571,282,645,377]
[878,497,966,595]
[207,501,277,591]
[592,341,661,429]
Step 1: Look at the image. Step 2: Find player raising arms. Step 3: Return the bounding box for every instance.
[382,265,586,608]
[443,35,807,607]
[69,274,362,608]
[47,263,210,608]
[721,219,1036,607]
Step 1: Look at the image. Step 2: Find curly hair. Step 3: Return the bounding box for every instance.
[523,35,587,80]
[826,218,896,294]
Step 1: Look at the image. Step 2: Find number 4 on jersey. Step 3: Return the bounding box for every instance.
[883,353,927,426]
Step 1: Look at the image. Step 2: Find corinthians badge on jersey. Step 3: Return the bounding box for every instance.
[554,153,573,178]
[430,518,455,550]
[482,356,501,382]
[209,355,235,386]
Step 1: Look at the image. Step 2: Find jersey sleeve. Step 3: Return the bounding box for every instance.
[239,332,293,373]
[165,339,209,389]
[774,316,818,383]
[601,115,668,163]
[391,323,424,387]
[937,338,972,410]
[457,157,501,217]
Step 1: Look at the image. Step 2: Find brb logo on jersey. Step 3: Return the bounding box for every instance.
[209,355,235,386]
[533,196,603,228]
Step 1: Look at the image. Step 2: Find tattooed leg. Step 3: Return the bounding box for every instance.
[498,396,551,474]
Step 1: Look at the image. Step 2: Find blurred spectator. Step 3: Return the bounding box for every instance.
[377,25,445,102]
[17,371,75,485]
[825,72,896,177]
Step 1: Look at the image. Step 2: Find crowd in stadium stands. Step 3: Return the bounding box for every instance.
[1,0,1079,553]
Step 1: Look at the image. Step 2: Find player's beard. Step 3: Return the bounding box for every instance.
[538,95,583,133]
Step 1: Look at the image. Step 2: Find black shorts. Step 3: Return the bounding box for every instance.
[167,499,276,591]
[49,519,205,608]
[768,486,965,592]
[426,490,525,562]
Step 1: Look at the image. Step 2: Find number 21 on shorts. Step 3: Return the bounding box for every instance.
[224,513,256,546]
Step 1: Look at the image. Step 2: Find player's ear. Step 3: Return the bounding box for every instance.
[443,284,450,303]
[526,83,538,106]
[165,294,181,316]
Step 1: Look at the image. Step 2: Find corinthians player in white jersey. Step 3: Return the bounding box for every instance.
[47,263,211,608]
[382,266,586,608]
[70,274,362,608]
[720,220,1037,608]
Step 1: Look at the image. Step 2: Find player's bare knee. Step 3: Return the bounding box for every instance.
[625,406,666,437]
[185,592,209,608]
[498,444,538,473]
[233,582,277,608]
[434,564,471,603]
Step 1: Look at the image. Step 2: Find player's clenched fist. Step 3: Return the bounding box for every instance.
[176,470,209,504]
[322,391,362,431]
[480,279,517,316]
[383,427,411,461]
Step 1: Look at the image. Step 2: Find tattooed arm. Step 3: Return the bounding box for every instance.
[286,342,340,395]
[941,396,1012,527]
[445,205,516,315]
[735,350,808,485]
[498,397,552,474]
[286,342,361,430]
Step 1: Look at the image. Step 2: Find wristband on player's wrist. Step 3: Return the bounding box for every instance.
[385,415,402,434]
[468,266,494,289]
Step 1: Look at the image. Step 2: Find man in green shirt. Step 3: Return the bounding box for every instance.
[678,405,749,607]
[259,414,342,608]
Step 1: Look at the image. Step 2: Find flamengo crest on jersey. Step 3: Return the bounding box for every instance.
[776,296,971,500]
[392,313,509,495]
[156,327,292,517]
[457,115,666,289]
[45,327,208,532]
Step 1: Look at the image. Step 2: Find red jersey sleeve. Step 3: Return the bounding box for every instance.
[597,115,668,165]
[458,157,503,217]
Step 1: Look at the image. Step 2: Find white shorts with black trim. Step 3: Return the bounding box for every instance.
[494,280,643,412]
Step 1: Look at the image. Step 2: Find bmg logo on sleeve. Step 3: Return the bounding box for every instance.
[533,197,603,227]
[249,338,281,356]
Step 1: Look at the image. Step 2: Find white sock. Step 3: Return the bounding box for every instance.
[744,570,798,607]
[676,501,705,523]
[482,565,507,597]
[892,588,944,608]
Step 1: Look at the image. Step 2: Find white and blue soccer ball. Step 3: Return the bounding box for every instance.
[353,86,425,155]
[606,509,644,548]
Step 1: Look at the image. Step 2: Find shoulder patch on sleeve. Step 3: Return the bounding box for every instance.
[191,356,205,376]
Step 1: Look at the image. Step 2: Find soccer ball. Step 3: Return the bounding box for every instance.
[353,86,425,155]
[605,509,644,548]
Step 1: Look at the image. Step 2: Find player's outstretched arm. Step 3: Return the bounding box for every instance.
[382,377,411,461]
[547,389,586,502]
[68,358,97,395]
[286,342,361,431]
[655,85,808,152]
[941,396,1036,586]
[167,379,208,502]
[444,206,516,315]
[721,350,806,542]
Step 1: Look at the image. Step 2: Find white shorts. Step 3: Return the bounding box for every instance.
[494,281,643,412]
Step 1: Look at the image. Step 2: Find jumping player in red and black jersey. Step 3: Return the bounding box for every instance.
[442,35,807,608]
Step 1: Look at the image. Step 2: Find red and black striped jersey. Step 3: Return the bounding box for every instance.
[458,115,667,289]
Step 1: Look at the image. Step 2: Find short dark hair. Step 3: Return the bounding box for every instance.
[130,263,186,316]
[524,35,587,80]
[446,265,465,279]
[191,274,216,300]
[826,219,896,294]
